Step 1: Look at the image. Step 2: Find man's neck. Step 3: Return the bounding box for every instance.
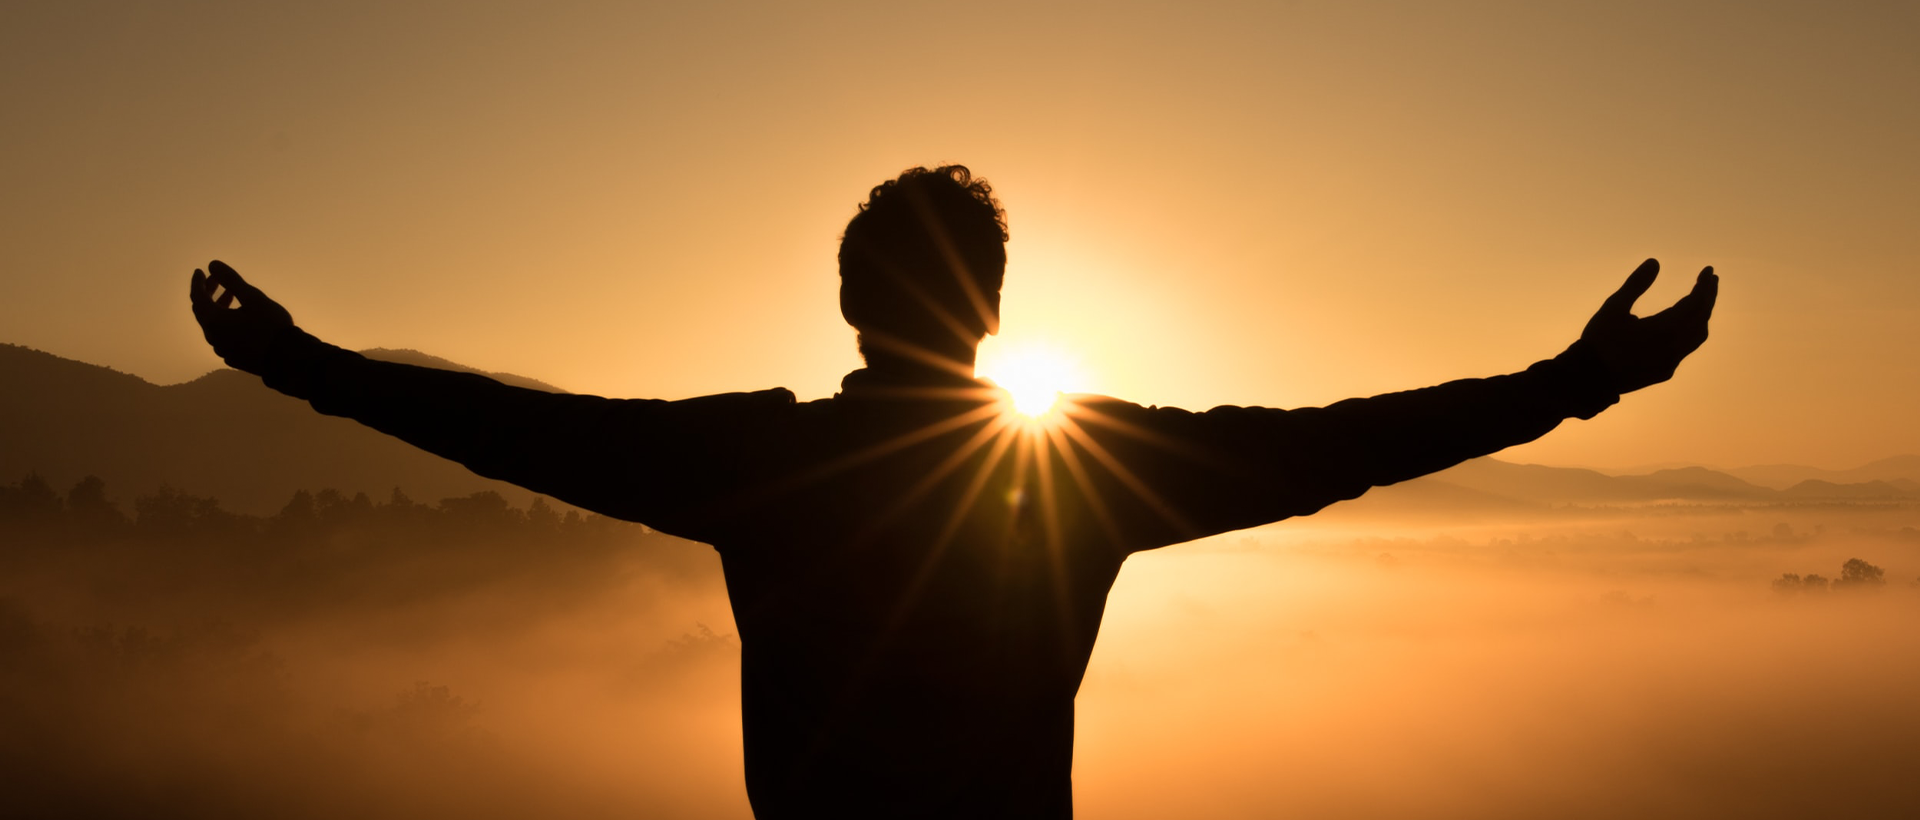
[855,333,980,382]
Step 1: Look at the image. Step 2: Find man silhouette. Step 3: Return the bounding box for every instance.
[190,165,1716,818]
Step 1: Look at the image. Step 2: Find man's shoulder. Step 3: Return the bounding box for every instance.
[1063,393,1302,454]
[1069,392,1285,418]
[1065,393,1209,423]
[665,386,799,412]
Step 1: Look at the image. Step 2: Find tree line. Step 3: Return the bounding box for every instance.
[0,471,610,539]
[0,471,720,628]
[1772,557,1898,596]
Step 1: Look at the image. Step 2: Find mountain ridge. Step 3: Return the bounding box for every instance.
[1,343,565,514]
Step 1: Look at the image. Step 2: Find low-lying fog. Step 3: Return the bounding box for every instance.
[3,488,1916,818]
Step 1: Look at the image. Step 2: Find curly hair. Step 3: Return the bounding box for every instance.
[851,165,1008,241]
[839,165,1009,343]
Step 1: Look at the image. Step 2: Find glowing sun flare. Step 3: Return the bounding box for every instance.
[980,345,1086,417]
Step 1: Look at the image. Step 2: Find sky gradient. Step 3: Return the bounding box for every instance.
[4,0,1915,469]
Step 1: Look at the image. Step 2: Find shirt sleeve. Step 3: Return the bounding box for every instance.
[1056,341,1623,553]
[251,327,793,534]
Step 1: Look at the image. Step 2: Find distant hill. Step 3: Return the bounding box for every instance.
[1388,459,1778,507]
[1726,456,1920,490]
[1633,466,1775,497]
[1779,479,1919,500]
[0,343,570,515]
[1334,455,1919,521]
[1312,471,1552,523]
[359,348,565,393]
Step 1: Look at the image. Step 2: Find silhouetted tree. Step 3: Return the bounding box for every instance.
[1779,560,1891,596]
[135,486,249,538]
[527,496,561,532]
[314,487,346,517]
[0,472,61,524]
[1773,572,1831,595]
[378,486,434,529]
[64,475,126,529]
[275,489,317,528]
[1834,558,1886,590]
[438,490,522,530]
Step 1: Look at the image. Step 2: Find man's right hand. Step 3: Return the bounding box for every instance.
[190,260,296,376]
[1578,258,1718,395]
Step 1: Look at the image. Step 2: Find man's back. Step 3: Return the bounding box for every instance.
[707,372,1111,817]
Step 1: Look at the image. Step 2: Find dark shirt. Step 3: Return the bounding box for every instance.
[256,331,1619,818]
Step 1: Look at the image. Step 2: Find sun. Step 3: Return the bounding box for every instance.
[977,342,1087,417]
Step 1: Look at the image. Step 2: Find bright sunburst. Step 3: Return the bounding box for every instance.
[978,342,1087,417]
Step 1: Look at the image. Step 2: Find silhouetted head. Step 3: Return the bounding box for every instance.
[840,165,1008,374]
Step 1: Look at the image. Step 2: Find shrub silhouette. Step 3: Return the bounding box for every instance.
[1774,558,1890,595]
[1835,557,1886,589]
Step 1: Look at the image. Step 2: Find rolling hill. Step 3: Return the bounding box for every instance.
[0,343,567,514]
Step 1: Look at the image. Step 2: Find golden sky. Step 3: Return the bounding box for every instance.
[3,0,1914,469]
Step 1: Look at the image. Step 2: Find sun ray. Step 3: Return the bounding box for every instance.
[774,399,1005,493]
[870,420,1027,641]
[906,184,1001,337]
[1061,401,1219,464]
[853,326,982,378]
[1040,413,1129,552]
[1053,411,1200,539]
[1000,419,1036,546]
[1027,422,1081,646]
[931,423,1026,551]
[854,412,1021,540]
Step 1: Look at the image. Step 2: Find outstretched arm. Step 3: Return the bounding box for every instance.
[1073,258,1718,551]
[189,261,783,529]
[1312,256,1719,484]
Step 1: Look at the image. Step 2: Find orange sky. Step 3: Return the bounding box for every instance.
[3,0,1915,469]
